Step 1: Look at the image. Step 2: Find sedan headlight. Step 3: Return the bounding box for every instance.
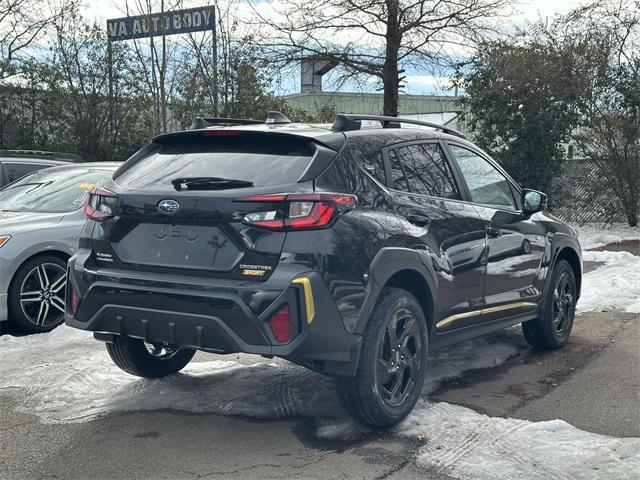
[0,235,11,248]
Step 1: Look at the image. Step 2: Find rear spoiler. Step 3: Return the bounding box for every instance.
[115,130,343,181]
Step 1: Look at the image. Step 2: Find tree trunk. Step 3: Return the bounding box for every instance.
[383,0,401,117]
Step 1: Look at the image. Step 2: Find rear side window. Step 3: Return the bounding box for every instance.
[388,143,460,199]
[361,152,386,184]
[2,161,49,183]
[116,134,316,189]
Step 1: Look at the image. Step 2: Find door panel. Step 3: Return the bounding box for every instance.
[385,142,487,330]
[474,206,546,309]
[446,143,544,320]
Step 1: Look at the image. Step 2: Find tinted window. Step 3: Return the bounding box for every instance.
[116,135,316,189]
[3,162,48,183]
[0,167,113,213]
[361,152,386,184]
[388,143,460,199]
[448,145,516,209]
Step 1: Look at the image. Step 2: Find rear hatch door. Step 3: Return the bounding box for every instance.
[91,131,333,281]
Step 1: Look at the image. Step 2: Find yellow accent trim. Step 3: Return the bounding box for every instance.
[436,302,538,330]
[293,277,315,324]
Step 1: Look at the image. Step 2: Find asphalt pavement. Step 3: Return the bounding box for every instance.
[0,254,638,479]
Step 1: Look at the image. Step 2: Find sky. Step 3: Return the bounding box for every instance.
[84,0,588,95]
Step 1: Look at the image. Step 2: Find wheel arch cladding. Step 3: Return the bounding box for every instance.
[556,247,582,297]
[384,270,434,333]
[354,247,437,335]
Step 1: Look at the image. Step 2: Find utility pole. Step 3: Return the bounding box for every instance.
[212,6,219,117]
[108,39,115,144]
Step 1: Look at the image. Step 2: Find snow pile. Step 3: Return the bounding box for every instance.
[398,401,640,480]
[573,223,640,250]
[579,250,640,313]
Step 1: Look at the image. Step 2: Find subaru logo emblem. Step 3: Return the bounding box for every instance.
[157,199,179,215]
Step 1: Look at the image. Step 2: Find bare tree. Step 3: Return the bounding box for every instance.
[118,0,182,133]
[0,0,66,79]
[568,1,640,226]
[249,0,512,116]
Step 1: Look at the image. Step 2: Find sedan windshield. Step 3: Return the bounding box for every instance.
[0,167,114,213]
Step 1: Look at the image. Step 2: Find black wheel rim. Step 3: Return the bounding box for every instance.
[552,272,575,339]
[19,263,67,328]
[145,342,179,360]
[375,307,423,408]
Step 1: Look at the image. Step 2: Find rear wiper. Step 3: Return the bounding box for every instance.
[171,177,254,191]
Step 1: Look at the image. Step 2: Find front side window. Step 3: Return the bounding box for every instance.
[388,143,460,199]
[448,145,516,210]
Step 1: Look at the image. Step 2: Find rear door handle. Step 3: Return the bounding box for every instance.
[486,226,502,237]
[407,214,430,227]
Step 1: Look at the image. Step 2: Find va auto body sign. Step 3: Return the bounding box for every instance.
[107,6,215,41]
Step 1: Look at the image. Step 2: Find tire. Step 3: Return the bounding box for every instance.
[522,259,577,350]
[336,287,429,427]
[8,255,68,334]
[106,336,196,378]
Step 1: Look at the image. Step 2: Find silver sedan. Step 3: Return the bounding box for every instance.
[0,163,118,333]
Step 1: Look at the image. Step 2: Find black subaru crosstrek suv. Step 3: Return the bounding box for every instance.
[65,112,582,427]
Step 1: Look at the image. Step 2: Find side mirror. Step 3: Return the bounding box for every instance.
[522,189,547,214]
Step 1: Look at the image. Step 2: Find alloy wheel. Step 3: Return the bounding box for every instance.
[375,307,424,407]
[19,263,67,328]
[552,271,575,339]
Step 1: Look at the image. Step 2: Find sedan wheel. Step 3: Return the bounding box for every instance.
[8,256,68,333]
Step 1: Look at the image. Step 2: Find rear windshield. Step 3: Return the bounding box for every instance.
[116,134,316,189]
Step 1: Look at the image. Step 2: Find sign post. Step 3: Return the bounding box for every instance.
[106,5,219,130]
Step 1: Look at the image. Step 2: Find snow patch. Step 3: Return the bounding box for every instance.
[398,401,640,480]
[572,223,640,250]
[578,250,640,314]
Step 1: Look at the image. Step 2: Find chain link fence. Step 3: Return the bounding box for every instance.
[550,158,624,224]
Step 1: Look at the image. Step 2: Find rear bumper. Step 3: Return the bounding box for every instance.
[65,255,362,375]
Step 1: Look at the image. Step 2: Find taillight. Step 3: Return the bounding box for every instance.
[268,305,291,343]
[84,188,118,222]
[235,193,356,231]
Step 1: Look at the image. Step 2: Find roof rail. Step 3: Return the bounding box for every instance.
[189,117,263,129]
[0,150,84,162]
[331,114,465,138]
